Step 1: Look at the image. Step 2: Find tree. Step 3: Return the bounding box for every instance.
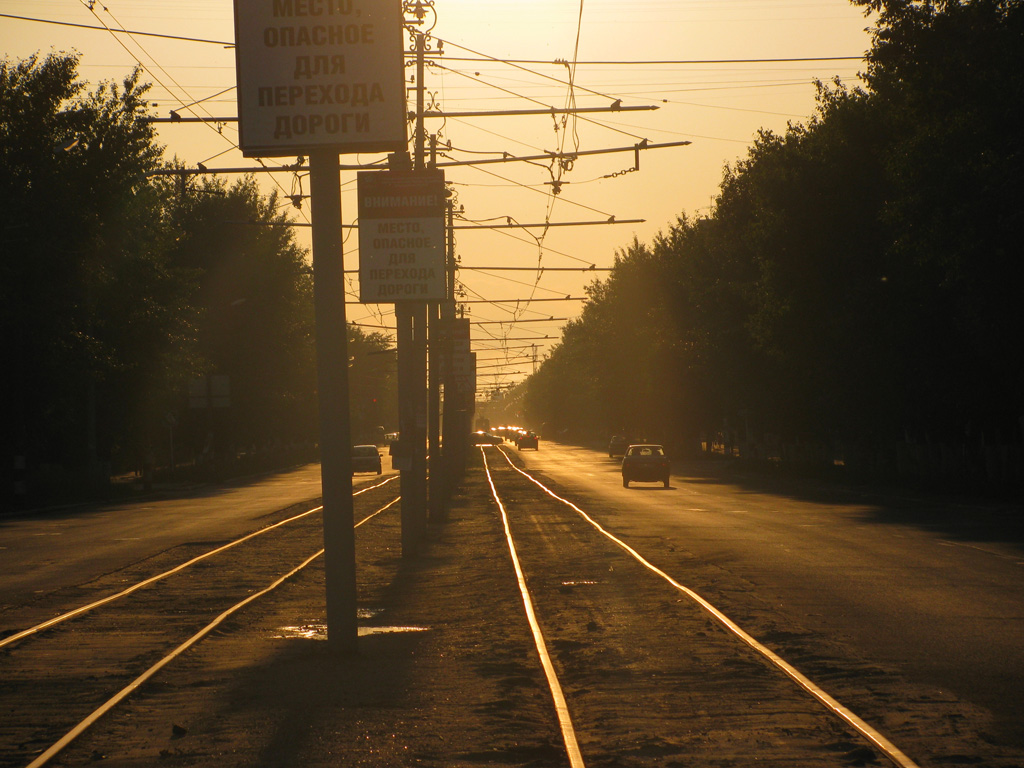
[849,0,1024,441]
[347,326,398,443]
[524,0,1024,476]
[1,53,199,493]
[166,175,399,456]
[166,175,317,455]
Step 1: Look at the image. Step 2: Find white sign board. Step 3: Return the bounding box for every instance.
[233,0,407,157]
[358,170,447,302]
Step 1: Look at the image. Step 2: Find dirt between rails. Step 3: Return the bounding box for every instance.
[26,452,1020,768]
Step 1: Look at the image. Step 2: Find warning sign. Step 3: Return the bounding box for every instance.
[357,170,446,302]
[233,0,407,157]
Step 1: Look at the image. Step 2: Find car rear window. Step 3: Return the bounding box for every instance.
[628,446,664,456]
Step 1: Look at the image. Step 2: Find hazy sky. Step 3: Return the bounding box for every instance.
[0,0,875,391]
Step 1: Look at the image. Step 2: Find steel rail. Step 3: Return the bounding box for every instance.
[0,476,399,650]
[491,447,922,768]
[480,449,586,768]
[24,496,400,768]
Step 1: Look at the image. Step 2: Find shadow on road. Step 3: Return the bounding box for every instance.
[672,457,1024,553]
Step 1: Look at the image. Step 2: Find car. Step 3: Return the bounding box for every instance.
[608,434,631,457]
[470,430,503,445]
[516,431,539,450]
[351,444,383,474]
[621,444,671,488]
[494,426,517,441]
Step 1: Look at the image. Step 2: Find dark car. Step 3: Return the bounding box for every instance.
[351,444,383,474]
[608,435,631,457]
[516,431,539,450]
[621,444,671,488]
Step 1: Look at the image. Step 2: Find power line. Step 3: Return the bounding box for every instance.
[0,13,233,46]
[458,298,586,303]
[0,14,866,65]
[474,337,556,342]
[441,55,866,65]
[461,266,611,272]
[473,318,568,325]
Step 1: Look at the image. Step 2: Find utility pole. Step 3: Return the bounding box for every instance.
[310,150,357,654]
[397,0,432,554]
[221,0,692,654]
[428,295,442,523]
[441,195,459,500]
[428,134,444,524]
[233,0,407,653]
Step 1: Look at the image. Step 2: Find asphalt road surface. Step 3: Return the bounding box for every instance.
[0,462,391,608]
[520,441,1024,751]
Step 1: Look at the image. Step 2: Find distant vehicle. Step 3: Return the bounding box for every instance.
[621,444,670,488]
[351,444,383,474]
[516,431,539,450]
[608,435,631,457]
[470,430,503,445]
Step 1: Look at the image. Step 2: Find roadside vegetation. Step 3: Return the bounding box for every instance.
[522,0,1024,493]
[1,53,396,507]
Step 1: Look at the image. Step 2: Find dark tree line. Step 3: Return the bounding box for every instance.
[525,0,1023,490]
[1,53,395,506]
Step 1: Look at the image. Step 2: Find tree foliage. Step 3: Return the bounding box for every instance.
[1,53,197,476]
[524,0,1024,478]
[2,52,397,501]
[167,175,317,453]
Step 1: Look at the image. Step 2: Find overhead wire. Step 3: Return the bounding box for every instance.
[79,2,232,144]
[0,12,233,45]
[2,12,565,373]
[427,6,650,345]
[77,1,313,228]
[455,169,617,234]
[535,0,587,315]
[428,22,864,371]
[430,60,646,141]
[0,15,864,66]
[14,4,865,383]
[455,209,604,268]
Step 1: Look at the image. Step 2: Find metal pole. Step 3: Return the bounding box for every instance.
[441,198,457,498]
[411,26,429,533]
[428,298,442,523]
[412,302,429,538]
[310,150,357,654]
[415,31,426,172]
[396,302,419,557]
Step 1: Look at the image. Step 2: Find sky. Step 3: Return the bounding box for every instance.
[0,0,876,394]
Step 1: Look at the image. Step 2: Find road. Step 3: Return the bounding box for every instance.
[519,440,1024,751]
[0,462,389,608]
[3,442,1021,762]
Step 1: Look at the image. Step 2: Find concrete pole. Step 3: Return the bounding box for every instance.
[310,150,357,653]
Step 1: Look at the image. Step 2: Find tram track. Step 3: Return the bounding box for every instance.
[2,448,1011,766]
[480,445,921,768]
[0,477,400,768]
[0,477,397,652]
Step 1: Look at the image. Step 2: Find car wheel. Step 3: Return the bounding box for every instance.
[663,477,670,488]
[622,477,629,488]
